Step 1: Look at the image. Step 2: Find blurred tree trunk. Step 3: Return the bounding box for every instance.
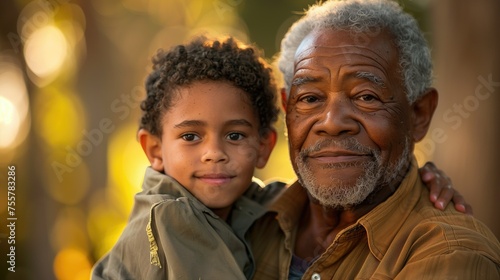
[430,0,500,239]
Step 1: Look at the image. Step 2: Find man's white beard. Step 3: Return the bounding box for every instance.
[295,137,410,209]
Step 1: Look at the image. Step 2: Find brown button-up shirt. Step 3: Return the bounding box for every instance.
[250,158,500,279]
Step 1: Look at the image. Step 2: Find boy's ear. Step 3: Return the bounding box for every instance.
[412,88,438,142]
[137,129,164,172]
[280,88,287,111]
[256,128,278,169]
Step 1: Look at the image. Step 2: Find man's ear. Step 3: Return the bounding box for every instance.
[412,88,438,142]
[137,129,164,172]
[280,88,287,111]
[256,128,278,169]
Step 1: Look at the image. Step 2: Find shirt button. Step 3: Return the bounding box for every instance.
[311,273,321,280]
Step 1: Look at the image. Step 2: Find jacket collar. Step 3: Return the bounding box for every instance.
[142,166,268,223]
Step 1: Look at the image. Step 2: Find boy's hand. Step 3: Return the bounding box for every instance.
[419,162,473,215]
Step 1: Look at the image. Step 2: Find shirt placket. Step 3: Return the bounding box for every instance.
[302,225,365,280]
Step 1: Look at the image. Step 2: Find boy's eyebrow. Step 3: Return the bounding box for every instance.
[173,119,254,128]
[226,119,254,128]
[354,71,386,88]
[174,120,205,129]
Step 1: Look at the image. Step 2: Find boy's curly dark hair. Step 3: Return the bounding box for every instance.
[140,36,279,137]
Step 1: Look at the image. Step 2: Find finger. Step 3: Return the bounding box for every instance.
[421,163,440,202]
[464,204,474,215]
[452,192,473,215]
[420,162,437,182]
[451,193,466,213]
[428,180,440,203]
[435,184,454,210]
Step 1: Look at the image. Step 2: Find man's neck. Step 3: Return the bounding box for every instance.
[294,184,397,260]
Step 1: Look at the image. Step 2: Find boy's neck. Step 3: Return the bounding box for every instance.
[211,205,233,222]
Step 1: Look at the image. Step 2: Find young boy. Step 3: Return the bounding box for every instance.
[93,36,280,280]
[91,35,468,280]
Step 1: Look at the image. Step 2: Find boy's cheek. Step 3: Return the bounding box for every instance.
[234,145,260,162]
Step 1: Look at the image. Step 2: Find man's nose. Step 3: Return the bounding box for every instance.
[312,96,360,136]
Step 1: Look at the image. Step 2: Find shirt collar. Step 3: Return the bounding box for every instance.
[358,157,422,260]
[269,181,309,232]
[267,157,422,260]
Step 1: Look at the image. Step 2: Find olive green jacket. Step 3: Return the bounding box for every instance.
[92,167,284,279]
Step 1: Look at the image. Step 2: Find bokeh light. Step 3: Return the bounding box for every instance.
[0,60,30,150]
[51,208,90,252]
[24,25,68,82]
[107,124,149,214]
[33,88,86,148]
[0,97,19,147]
[53,247,92,280]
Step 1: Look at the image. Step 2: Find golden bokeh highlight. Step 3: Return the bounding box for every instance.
[0,60,30,150]
[51,208,90,252]
[107,124,149,214]
[24,25,68,81]
[53,247,92,280]
[0,97,19,144]
[33,88,86,148]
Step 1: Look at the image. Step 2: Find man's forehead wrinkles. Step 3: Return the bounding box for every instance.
[295,44,391,65]
[294,54,389,77]
[294,56,388,79]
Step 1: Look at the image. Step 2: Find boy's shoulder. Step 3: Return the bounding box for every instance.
[243,179,288,206]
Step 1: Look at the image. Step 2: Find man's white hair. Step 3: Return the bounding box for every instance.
[277,0,432,103]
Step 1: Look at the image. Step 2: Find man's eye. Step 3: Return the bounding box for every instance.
[353,92,384,110]
[357,94,378,102]
[227,133,244,141]
[181,134,200,141]
[299,95,320,103]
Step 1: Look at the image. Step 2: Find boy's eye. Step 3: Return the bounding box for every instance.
[226,132,245,141]
[181,134,200,141]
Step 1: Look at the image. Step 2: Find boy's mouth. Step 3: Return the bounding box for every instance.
[195,173,235,185]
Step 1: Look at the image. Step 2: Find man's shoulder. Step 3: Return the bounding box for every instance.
[414,194,497,240]
[404,204,500,262]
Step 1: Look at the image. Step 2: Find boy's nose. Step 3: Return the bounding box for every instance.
[201,141,228,163]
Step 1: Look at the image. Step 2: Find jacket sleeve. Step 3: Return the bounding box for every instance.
[91,193,170,280]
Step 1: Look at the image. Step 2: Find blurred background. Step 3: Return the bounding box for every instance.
[0,0,498,279]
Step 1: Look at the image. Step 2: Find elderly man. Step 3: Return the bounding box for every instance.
[250,0,500,279]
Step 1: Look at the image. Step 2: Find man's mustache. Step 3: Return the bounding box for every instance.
[299,138,378,159]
